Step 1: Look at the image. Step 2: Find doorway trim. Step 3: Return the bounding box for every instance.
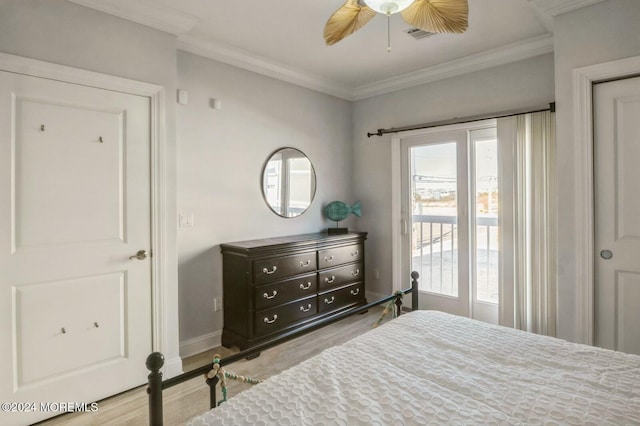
[573,55,640,345]
[0,52,181,376]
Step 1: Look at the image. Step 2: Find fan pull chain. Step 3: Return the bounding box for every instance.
[387,12,391,52]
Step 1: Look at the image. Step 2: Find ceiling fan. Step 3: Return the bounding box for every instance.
[324,0,468,49]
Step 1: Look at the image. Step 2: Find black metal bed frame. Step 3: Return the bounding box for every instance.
[145,271,420,426]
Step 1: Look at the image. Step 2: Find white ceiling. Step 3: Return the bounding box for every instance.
[66,0,604,100]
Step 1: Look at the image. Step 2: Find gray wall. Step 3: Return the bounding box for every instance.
[352,54,556,297]
[0,0,181,364]
[176,51,354,344]
[553,0,640,342]
[4,0,638,354]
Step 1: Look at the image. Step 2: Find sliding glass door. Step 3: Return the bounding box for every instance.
[400,123,499,323]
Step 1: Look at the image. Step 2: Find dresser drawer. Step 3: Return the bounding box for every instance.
[318,282,364,314]
[253,252,317,284]
[318,243,363,269]
[254,297,317,336]
[254,274,317,310]
[318,261,363,291]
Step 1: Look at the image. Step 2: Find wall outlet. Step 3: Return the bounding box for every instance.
[213,297,222,312]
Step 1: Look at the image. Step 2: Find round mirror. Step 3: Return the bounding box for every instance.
[261,147,316,218]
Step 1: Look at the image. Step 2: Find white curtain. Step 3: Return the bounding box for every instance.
[498,111,556,336]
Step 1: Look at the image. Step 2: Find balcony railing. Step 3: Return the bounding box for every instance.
[412,214,498,302]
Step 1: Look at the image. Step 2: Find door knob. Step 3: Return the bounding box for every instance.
[129,250,147,260]
[600,249,613,260]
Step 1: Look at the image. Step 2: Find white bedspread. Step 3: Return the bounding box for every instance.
[188,311,640,425]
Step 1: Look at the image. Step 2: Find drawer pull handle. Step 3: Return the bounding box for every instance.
[299,260,311,267]
[263,314,278,324]
[351,269,360,277]
[325,276,335,284]
[324,255,334,262]
[61,327,67,334]
[324,296,335,305]
[300,304,312,312]
[350,288,360,296]
[263,290,278,300]
[262,266,278,275]
[299,282,312,290]
[94,322,100,328]
[351,250,359,256]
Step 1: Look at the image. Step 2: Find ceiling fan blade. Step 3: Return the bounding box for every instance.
[400,0,468,34]
[324,0,377,46]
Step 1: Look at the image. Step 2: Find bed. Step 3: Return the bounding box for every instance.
[147,276,640,425]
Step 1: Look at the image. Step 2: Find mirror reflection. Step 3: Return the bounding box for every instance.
[262,147,316,218]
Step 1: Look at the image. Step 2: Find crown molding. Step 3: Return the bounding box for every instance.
[177,36,354,101]
[65,0,556,102]
[66,0,199,35]
[352,34,554,100]
[527,0,606,17]
[178,33,553,102]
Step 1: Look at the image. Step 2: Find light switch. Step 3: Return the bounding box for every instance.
[177,89,188,105]
[179,212,194,228]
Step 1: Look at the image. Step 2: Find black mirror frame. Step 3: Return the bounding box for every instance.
[260,147,317,218]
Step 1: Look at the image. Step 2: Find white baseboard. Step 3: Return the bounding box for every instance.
[179,330,222,359]
[366,291,387,303]
[163,356,184,379]
[367,290,417,313]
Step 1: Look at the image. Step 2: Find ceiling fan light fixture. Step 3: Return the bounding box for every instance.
[323,0,468,47]
[363,0,413,15]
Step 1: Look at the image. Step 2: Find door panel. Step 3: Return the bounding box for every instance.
[594,76,640,355]
[0,70,151,424]
[401,131,470,317]
[15,98,125,247]
[15,272,126,386]
[615,272,640,354]
[469,128,499,324]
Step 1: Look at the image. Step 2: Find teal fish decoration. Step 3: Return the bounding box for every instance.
[323,201,362,222]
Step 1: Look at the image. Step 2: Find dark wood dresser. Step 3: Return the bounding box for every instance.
[220,232,367,350]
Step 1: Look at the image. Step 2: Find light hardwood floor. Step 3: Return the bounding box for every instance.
[37,307,386,425]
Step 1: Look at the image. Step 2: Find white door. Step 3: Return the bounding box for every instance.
[400,123,499,323]
[594,75,640,356]
[0,70,152,425]
[401,130,470,317]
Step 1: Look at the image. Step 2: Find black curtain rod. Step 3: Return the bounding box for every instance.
[367,102,556,138]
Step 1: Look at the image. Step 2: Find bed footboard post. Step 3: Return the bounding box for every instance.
[395,292,403,316]
[411,271,419,311]
[146,352,165,426]
[206,374,219,409]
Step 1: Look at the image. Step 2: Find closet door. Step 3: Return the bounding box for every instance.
[0,70,152,424]
[594,75,640,356]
